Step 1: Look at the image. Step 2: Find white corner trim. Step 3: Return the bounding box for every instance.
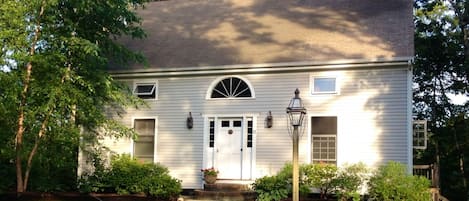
[406,64,413,173]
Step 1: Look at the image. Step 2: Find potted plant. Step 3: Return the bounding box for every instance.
[201,167,219,184]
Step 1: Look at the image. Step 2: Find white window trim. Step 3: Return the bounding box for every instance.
[131,116,158,163]
[310,76,339,95]
[205,75,256,100]
[133,80,158,100]
[413,120,427,150]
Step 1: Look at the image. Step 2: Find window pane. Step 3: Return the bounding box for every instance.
[311,117,337,134]
[313,141,320,147]
[233,121,242,127]
[209,120,215,148]
[313,152,320,158]
[311,135,337,164]
[211,84,227,98]
[135,84,155,94]
[313,78,336,92]
[221,121,230,127]
[134,119,155,136]
[138,93,156,99]
[247,120,253,148]
[137,136,154,142]
[134,142,154,156]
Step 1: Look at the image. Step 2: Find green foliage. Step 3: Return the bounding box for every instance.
[0,0,149,192]
[201,167,218,176]
[79,155,182,200]
[333,163,368,201]
[252,163,310,201]
[303,163,338,199]
[252,176,289,201]
[414,1,469,200]
[368,161,431,201]
[253,162,370,201]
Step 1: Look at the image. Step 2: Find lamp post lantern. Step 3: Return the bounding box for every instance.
[286,89,307,201]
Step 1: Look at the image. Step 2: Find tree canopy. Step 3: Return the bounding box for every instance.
[0,0,148,193]
[414,0,469,200]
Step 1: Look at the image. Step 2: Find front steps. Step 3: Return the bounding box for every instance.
[185,182,256,201]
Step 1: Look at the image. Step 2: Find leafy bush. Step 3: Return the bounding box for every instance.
[367,161,431,201]
[333,163,368,201]
[303,163,338,199]
[79,154,182,200]
[253,175,290,201]
[252,163,310,201]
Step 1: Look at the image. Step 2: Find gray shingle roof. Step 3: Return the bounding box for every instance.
[115,0,413,70]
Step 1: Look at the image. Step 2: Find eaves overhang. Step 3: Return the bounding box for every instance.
[110,57,413,79]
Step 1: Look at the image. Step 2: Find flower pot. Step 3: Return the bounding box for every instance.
[204,175,217,184]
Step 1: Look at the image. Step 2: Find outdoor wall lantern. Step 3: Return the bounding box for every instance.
[286,88,307,201]
[187,112,193,129]
[266,111,273,128]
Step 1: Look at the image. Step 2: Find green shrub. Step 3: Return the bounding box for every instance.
[303,163,338,199]
[333,163,368,201]
[79,154,182,200]
[252,175,290,201]
[252,163,310,201]
[367,161,431,201]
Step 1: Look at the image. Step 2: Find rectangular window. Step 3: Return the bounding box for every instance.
[133,82,157,99]
[312,77,337,94]
[233,120,242,127]
[209,120,215,147]
[247,120,253,148]
[221,120,230,127]
[311,116,337,164]
[413,120,427,149]
[134,119,156,162]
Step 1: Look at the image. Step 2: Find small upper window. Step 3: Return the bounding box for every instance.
[134,82,157,99]
[312,77,337,94]
[210,77,253,99]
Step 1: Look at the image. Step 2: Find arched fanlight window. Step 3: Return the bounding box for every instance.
[210,77,253,98]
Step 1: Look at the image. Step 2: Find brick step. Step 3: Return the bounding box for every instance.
[193,190,256,201]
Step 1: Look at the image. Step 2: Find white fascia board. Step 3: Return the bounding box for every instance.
[110,57,413,79]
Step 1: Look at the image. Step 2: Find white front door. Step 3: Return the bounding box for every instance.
[216,118,243,179]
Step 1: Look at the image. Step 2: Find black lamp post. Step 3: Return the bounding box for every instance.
[286,89,307,201]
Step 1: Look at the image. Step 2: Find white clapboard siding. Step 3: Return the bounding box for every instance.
[95,65,410,189]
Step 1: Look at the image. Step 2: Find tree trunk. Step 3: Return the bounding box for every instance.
[15,1,46,193]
